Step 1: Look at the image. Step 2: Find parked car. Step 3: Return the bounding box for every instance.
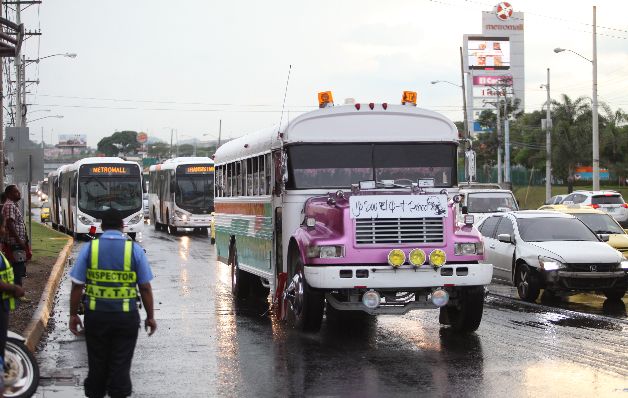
[459,188,519,226]
[561,190,628,227]
[539,204,628,258]
[545,194,566,205]
[478,211,628,302]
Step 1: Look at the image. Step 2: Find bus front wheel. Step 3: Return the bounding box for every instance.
[286,254,324,332]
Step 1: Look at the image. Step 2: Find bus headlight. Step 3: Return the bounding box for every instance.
[175,210,188,221]
[78,215,94,225]
[430,288,449,307]
[454,243,482,255]
[408,249,426,267]
[429,249,447,267]
[128,214,143,224]
[306,245,344,258]
[387,249,406,267]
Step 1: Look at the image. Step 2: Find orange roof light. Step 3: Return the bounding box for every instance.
[318,91,334,108]
[402,91,417,106]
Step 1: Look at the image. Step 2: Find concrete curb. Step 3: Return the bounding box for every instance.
[23,236,74,352]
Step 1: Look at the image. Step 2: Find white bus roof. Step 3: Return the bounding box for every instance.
[64,157,141,172]
[214,104,458,164]
[150,156,215,172]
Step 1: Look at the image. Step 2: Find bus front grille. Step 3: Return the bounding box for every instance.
[355,218,444,245]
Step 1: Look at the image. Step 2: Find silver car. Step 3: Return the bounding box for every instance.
[562,190,628,227]
[459,188,519,226]
[479,211,628,302]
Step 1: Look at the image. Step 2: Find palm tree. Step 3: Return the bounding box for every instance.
[551,94,591,192]
[600,103,628,183]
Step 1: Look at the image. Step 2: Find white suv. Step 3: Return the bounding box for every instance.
[459,188,519,226]
[561,190,628,227]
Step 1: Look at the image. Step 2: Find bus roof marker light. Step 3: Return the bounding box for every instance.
[369,103,375,110]
[402,91,417,106]
[318,91,334,108]
[355,103,361,110]
[382,103,388,110]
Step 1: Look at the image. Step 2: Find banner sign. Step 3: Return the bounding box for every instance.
[349,195,448,219]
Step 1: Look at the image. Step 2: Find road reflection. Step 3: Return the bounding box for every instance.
[213,258,488,397]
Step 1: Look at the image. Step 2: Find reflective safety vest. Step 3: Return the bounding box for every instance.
[85,239,138,312]
[0,253,15,311]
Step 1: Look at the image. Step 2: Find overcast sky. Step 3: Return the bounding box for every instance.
[15,0,628,146]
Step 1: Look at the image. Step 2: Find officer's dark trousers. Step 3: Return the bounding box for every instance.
[84,310,140,398]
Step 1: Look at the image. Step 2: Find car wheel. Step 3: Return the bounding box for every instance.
[516,263,541,302]
[439,286,485,333]
[604,287,627,301]
[286,253,324,332]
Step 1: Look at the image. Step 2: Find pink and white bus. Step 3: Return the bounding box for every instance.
[214,92,493,333]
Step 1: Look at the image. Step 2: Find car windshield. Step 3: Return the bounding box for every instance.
[467,192,518,213]
[517,217,599,242]
[572,213,624,234]
[592,195,624,205]
[78,177,142,215]
[287,143,456,189]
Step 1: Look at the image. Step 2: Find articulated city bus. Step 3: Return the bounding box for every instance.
[57,157,144,239]
[148,157,215,236]
[214,92,493,333]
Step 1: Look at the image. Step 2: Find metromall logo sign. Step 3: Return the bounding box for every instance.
[495,2,513,21]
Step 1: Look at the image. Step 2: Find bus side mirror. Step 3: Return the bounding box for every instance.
[461,206,468,214]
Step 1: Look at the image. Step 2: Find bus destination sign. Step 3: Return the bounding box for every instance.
[184,165,214,174]
[89,166,131,175]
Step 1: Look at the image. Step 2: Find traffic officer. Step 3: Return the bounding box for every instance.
[0,251,25,398]
[68,209,156,398]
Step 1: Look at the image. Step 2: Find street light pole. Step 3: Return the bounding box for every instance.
[459,46,469,138]
[543,68,552,202]
[592,5,599,190]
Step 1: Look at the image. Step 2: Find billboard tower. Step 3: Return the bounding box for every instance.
[463,2,525,133]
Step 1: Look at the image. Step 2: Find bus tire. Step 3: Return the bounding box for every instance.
[229,246,249,300]
[439,286,484,333]
[210,237,216,245]
[168,225,178,235]
[128,233,137,241]
[199,227,208,236]
[287,253,324,332]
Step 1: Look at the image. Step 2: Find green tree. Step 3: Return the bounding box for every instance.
[148,142,171,159]
[599,104,628,181]
[551,94,591,191]
[97,131,140,157]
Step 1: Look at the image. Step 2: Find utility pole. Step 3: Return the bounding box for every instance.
[217,119,222,147]
[459,46,469,138]
[544,68,552,202]
[0,0,4,189]
[14,3,22,127]
[496,99,502,184]
[592,5,600,190]
[170,128,173,158]
[503,98,510,185]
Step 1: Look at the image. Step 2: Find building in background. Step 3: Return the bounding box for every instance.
[463,2,525,134]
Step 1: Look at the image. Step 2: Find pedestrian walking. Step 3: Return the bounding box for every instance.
[0,250,25,397]
[1,186,30,296]
[68,209,156,398]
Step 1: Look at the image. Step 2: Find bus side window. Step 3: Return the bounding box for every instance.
[235,161,241,197]
[266,153,272,196]
[259,155,265,195]
[252,157,259,196]
[215,166,222,198]
[227,163,232,197]
[246,158,253,196]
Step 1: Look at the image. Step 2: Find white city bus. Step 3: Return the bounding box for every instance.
[58,157,144,239]
[47,165,69,230]
[148,157,215,236]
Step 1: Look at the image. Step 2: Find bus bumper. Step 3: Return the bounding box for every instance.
[303,263,493,289]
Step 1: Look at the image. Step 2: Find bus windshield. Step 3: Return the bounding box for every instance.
[176,175,214,213]
[78,177,142,217]
[287,143,457,189]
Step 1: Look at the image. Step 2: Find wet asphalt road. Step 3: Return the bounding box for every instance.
[34,223,628,397]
